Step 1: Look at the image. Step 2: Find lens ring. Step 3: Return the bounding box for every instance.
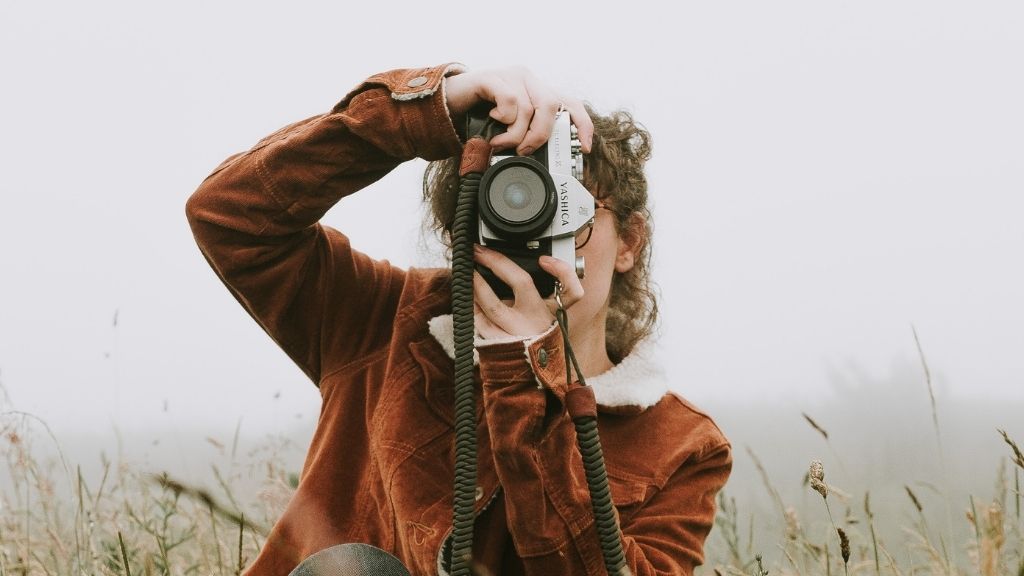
[478,156,557,241]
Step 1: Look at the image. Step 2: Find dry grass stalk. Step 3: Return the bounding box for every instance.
[912,326,957,574]
[968,496,983,560]
[837,528,850,565]
[801,413,852,480]
[864,492,880,576]
[754,554,768,576]
[745,446,787,519]
[999,429,1024,470]
[117,532,131,576]
[714,492,747,568]
[905,485,923,514]
[236,514,245,576]
[0,412,296,576]
[802,413,829,440]
[152,475,267,537]
[901,525,947,573]
[810,461,828,499]
[784,506,801,542]
[1016,467,1021,523]
[808,460,849,576]
[979,502,1006,576]
[911,327,940,441]
[4,370,1024,576]
[902,483,956,574]
[776,542,803,576]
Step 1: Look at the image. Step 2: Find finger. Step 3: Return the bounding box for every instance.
[489,99,533,151]
[481,75,519,126]
[538,255,585,308]
[473,270,511,324]
[473,301,502,336]
[517,85,561,156]
[474,245,544,308]
[562,96,594,153]
[488,89,534,152]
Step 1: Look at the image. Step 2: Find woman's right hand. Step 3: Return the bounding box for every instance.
[444,67,594,156]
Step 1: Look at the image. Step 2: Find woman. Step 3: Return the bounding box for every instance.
[186,63,731,575]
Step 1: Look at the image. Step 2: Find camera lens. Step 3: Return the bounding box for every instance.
[503,182,530,210]
[489,166,547,224]
[479,156,557,240]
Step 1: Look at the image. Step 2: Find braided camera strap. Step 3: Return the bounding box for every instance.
[449,137,491,576]
[555,285,631,576]
[452,134,629,576]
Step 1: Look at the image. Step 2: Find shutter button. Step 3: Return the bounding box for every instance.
[406,76,428,88]
[538,348,548,367]
[475,486,484,501]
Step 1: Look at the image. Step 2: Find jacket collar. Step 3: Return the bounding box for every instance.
[426,314,669,412]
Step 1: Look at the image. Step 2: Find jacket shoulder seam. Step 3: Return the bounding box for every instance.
[662,393,731,455]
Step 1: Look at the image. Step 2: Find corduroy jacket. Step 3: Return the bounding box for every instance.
[186,63,732,576]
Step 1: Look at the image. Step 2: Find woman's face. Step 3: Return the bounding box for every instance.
[565,202,639,338]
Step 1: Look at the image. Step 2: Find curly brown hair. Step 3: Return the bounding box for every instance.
[422,105,657,363]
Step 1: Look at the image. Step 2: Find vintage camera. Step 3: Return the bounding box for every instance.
[467,106,594,299]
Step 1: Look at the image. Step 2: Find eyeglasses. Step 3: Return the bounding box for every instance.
[574,199,618,250]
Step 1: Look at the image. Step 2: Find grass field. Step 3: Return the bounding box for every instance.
[3,375,1023,575]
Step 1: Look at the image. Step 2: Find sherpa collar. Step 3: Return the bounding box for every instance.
[427,314,669,411]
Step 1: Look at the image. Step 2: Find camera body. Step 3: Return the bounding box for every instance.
[469,107,594,299]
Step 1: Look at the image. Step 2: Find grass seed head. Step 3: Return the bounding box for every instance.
[905,485,924,513]
[785,506,801,540]
[998,429,1024,469]
[802,412,830,440]
[810,460,828,498]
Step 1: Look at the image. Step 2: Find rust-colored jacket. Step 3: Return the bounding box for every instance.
[186,63,732,576]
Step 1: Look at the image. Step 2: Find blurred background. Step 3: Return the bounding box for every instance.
[1,0,1022,570]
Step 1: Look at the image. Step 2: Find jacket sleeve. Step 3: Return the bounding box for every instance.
[476,326,732,575]
[185,64,464,383]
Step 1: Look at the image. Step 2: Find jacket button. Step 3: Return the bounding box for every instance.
[407,76,428,88]
[475,486,484,501]
[538,348,548,367]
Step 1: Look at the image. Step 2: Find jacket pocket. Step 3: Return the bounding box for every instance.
[607,470,649,523]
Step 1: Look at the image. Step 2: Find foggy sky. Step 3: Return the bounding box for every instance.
[1,0,1022,440]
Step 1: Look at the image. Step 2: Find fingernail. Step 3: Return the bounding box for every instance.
[519,146,534,156]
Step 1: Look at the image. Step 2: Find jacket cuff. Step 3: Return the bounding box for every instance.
[475,322,572,398]
[331,63,467,161]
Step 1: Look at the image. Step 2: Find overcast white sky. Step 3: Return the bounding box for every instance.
[1,1,1021,442]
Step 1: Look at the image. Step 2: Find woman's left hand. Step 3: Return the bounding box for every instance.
[473,245,584,340]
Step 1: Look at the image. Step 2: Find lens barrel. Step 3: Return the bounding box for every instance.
[478,156,556,240]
